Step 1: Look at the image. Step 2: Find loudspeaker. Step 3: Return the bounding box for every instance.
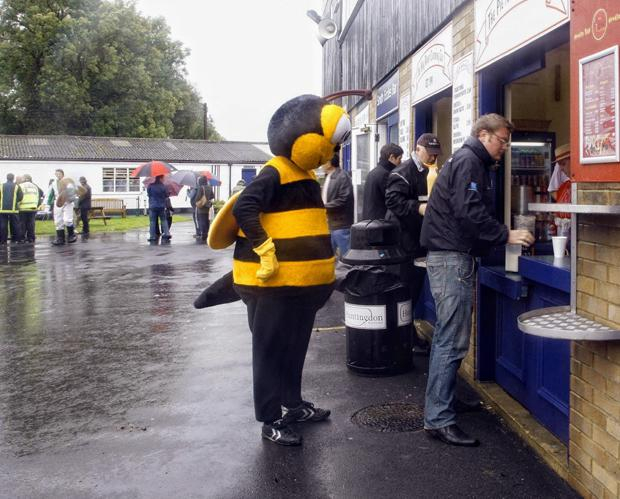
[318,18,337,39]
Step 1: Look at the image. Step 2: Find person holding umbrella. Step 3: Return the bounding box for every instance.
[195,175,214,243]
[147,175,171,242]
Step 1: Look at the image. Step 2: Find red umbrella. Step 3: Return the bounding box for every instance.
[143,176,183,196]
[132,161,175,178]
[198,170,222,186]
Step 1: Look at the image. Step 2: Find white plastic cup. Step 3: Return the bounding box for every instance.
[505,243,521,272]
[552,236,567,258]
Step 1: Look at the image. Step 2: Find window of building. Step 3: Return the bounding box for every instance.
[102,167,140,192]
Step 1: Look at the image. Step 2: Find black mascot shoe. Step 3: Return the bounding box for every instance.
[283,401,331,423]
[261,419,302,446]
[425,424,480,447]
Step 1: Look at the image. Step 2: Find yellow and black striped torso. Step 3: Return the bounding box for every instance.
[232,157,335,290]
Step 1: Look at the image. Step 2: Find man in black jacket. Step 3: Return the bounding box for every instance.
[385,133,442,353]
[420,114,534,447]
[322,151,354,256]
[362,143,403,220]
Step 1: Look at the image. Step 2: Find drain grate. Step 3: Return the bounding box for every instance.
[351,402,425,432]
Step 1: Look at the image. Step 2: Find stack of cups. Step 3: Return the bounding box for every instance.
[552,236,568,259]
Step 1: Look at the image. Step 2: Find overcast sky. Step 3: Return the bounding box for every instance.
[134,0,325,143]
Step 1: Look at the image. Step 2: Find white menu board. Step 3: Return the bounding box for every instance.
[452,53,474,153]
[411,23,453,105]
[399,94,411,159]
[474,0,570,71]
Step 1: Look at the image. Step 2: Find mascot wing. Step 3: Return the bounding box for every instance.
[207,191,241,249]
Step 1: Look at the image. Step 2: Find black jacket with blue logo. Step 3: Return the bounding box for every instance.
[420,136,508,256]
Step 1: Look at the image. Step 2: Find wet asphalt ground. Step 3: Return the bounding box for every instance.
[0,222,580,499]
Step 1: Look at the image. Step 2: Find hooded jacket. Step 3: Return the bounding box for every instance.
[362,158,395,220]
[420,136,508,256]
[385,156,429,257]
[323,167,354,230]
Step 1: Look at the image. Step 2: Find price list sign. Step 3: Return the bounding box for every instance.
[579,45,619,163]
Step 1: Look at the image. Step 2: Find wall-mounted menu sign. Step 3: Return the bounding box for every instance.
[410,23,453,105]
[452,53,474,153]
[579,45,619,164]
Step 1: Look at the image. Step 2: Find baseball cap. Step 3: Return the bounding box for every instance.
[555,143,570,162]
[417,133,442,155]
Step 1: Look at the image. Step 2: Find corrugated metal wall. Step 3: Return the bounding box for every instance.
[322,0,467,108]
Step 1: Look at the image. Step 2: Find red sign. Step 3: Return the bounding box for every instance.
[571,1,620,182]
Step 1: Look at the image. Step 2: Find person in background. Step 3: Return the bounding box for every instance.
[147,175,171,242]
[385,133,442,355]
[232,179,246,195]
[187,183,200,238]
[78,176,92,238]
[51,169,78,245]
[195,175,214,243]
[362,143,403,220]
[165,197,174,232]
[548,144,571,202]
[17,174,43,243]
[420,113,534,447]
[0,173,23,244]
[322,149,354,257]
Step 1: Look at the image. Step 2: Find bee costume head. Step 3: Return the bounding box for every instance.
[268,94,351,171]
[207,95,350,252]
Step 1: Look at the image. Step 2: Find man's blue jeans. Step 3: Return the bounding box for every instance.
[330,228,351,257]
[424,251,476,429]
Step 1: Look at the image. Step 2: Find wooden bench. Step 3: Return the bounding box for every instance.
[75,206,111,229]
[91,198,127,218]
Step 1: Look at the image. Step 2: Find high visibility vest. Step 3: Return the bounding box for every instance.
[0,182,19,213]
[18,182,40,211]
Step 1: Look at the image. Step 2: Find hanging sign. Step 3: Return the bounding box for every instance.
[376,72,399,120]
[452,52,474,153]
[411,23,453,105]
[474,0,570,71]
[398,94,411,160]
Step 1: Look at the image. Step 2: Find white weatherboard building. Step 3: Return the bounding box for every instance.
[0,135,272,211]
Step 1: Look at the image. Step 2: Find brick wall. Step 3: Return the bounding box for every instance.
[451,1,477,380]
[570,183,620,498]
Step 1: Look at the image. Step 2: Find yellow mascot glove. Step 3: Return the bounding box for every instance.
[253,237,279,282]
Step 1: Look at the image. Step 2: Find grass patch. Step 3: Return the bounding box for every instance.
[35,215,192,236]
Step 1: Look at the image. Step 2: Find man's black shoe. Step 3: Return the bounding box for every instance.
[261,419,302,446]
[283,401,331,423]
[425,424,480,447]
[455,398,483,413]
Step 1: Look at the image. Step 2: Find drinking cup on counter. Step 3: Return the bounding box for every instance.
[505,243,521,272]
[552,236,568,258]
[513,214,536,234]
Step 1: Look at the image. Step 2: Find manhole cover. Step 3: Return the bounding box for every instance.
[351,402,425,432]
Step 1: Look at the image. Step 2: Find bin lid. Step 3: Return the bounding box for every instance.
[341,219,409,265]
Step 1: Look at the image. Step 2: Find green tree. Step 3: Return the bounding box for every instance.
[0,0,222,139]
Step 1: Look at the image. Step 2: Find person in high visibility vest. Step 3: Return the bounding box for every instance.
[0,173,23,244]
[17,174,44,243]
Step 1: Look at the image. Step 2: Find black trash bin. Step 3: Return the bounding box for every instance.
[340,220,413,376]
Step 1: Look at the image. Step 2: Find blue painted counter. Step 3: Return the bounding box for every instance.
[477,255,571,443]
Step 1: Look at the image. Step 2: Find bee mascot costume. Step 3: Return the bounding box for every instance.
[199,95,350,446]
